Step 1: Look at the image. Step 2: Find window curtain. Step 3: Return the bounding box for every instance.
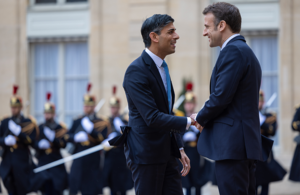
[251,36,278,109]
[64,42,89,127]
[34,43,59,124]
[251,36,279,145]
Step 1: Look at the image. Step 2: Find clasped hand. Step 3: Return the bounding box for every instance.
[190,114,204,133]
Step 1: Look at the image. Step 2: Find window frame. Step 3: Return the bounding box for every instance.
[29,41,89,127]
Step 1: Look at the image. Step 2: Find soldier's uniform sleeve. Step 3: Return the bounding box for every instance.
[63,119,79,143]
[0,119,7,147]
[90,119,111,143]
[18,118,39,146]
[52,124,68,148]
[292,105,300,131]
[261,113,277,137]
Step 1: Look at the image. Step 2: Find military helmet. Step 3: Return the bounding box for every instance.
[44,92,55,113]
[110,86,120,107]
[185,82,196,103]
[83,83,96,106]
[10,85,22,107]
[259,90,264,102]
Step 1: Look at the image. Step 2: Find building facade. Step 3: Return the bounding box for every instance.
[0,0,299,155]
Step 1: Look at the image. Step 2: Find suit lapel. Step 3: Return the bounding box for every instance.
[142,51,169,111]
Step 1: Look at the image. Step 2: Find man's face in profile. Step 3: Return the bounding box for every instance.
[203,13,222,47]
[157,22,179,55]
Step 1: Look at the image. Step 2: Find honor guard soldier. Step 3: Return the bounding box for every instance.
[103,86,133,195]
[0,85,40,195]
[35,92,68,195]
[255,90,286,195]
[289,104,300,182]
[65,83,110,195]
[177,83,212,195]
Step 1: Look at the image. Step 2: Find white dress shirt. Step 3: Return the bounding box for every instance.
[221,34,240,50]
[145,48,191,130]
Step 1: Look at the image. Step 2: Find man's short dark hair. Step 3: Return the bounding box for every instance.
[203,2,241,33]
[141,14,174,48]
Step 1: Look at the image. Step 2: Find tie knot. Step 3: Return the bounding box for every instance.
[161,61,167,67]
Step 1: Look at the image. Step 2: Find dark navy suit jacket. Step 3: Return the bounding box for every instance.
[196,35,272,161]
[123,50,187,164]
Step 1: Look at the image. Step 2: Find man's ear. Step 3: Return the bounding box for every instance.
[219,20,226,32]
[149,32,159,43]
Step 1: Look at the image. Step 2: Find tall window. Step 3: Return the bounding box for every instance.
[31,42,89,127]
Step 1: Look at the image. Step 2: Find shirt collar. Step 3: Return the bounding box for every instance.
[145,48,164,67]
[221,34,240,50]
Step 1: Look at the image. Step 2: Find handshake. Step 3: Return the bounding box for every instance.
[189,114,204,133]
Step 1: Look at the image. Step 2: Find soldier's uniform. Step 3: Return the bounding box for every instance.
[0,85,42,195]
[255,90,286,195]
[103,86,133,195]
[65,83,110,195]
[289,104,300,182]
[176,84,212,195]
[35,93,68,194]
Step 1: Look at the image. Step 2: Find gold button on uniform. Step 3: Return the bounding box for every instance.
[10,148,13,152]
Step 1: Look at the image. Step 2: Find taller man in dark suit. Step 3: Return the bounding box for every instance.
[190,2,273,195]
[123,14,196,195]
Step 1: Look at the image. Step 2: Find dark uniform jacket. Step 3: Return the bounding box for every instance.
[178,123,212,189]
[36,122,68,192]
[103,116,133,193]
[289,105,300,181]
[65,114,110,195]
[0,115,42,194]
[255,112,286,185]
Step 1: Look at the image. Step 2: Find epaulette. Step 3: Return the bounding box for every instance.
[98,115,110,122]
[28,115,40,138]
[174,109,185,117]
[28,115,37,125]
[59,121,67,129]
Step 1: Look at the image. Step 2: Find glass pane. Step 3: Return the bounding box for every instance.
[64,42,89,77]
[34,44,59,77]
[251,36,278,72]
[261,75,278,109]
[64,79,89,120]
[35,0,57,4]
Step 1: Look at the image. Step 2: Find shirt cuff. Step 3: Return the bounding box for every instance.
[186,117,191,130]
[179,147,184,150]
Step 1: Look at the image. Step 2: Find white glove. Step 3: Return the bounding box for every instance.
[81,116,94,134]
[38,139,50,149]
[113,117,125,132]
[44,126,55,142]
[8,120,21,136]
[4,135,16,146]
[183,131,197,142]
[74,131,89,143]
[190,125,200,134]
[102,132,119,148]
[102,139,111,148]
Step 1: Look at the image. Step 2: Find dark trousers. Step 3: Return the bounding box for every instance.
[215,159,257,195]
[129,156,183,195]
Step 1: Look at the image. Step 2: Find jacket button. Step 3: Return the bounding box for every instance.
[10,148,13,152]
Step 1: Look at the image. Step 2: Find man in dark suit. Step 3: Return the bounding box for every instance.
[123,14,196,195]
[190,2,273,195]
